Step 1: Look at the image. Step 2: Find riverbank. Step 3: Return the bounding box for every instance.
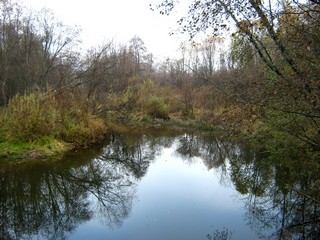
[0,134,108,161]
[0,92,108,160]
[0,90,315,162]
[0,114,218,161]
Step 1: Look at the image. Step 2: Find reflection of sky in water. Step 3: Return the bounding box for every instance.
[69,142,258,240]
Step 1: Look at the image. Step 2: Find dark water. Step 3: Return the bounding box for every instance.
[0,127,319,240]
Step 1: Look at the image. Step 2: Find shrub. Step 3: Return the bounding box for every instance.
[3,92,59,141]
[146,96,170,119]
[58,114,106,145]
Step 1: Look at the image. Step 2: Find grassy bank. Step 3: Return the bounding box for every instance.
[0,92,108,160]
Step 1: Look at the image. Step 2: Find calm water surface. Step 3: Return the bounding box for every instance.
[0,127,319,239]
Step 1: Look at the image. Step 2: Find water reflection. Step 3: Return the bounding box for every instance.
[170,132,320,239]
[0,128,180,240]
[0,146,137,239]
[99,130,175,179]
[175,133,236,169]
[0,127,319,239]
[228,144,320,239]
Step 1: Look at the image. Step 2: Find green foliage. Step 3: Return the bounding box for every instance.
[0,136,68,159]
[196,123,215,132]
[146,96,170,119]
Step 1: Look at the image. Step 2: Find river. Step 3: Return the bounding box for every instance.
[0,127,319,239]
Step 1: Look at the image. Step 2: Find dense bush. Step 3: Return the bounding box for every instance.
[4,93,59,141]
[1,91,107,145]
[146,96,170,119]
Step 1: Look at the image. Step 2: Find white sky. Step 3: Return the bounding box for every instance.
[22,0,187,60]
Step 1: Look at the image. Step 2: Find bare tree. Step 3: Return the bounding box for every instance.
[129,35,147,76]
[0,1,80,105]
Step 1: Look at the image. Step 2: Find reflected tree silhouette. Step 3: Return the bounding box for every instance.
[0,127,319,239]
[207,227,233,240]
[175,133,201,160]
[0,163,92,240]
[227,145,320,239]
[0,127,179,239]
[99,133,173,179]
[62,158,136,228]
[173,131,320,239]
[174,132,234,175]
[0,132,158,239]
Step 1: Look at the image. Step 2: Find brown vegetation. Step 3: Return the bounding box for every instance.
[0,0,319,160]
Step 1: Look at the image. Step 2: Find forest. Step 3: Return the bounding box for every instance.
[0,0,319,166]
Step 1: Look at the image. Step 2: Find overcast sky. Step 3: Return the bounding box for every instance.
[23,0,187,60]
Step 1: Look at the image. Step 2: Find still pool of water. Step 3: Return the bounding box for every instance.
[0,127,319,239]
[68,144,255,240]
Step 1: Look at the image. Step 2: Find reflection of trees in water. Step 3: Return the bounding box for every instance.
[100,131,176,179]
[65,159,136,228]
[0,137,141,239]
[207,227,233,240]
[0,163,92,240]
[174,132,320,239]
[174,133,235,175]
[0,128,178,240]
[1,129,319,239]
[228,146,320,239]
[0,158,137,239]
[175,134,200,160]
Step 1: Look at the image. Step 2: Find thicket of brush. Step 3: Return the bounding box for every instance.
[0,91,107,158]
